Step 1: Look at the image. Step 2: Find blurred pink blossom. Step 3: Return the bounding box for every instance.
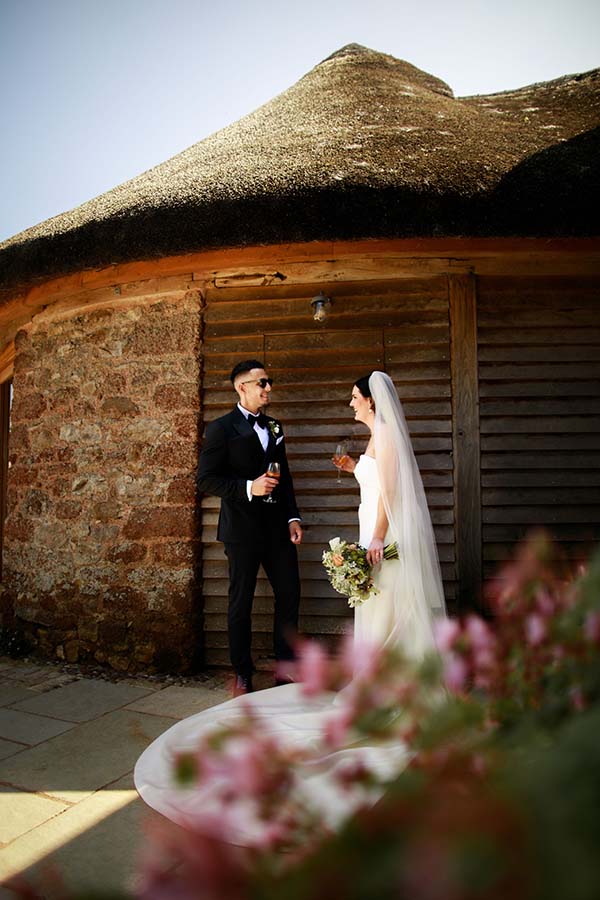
[324,708,354,748]
[347,637,382,680]
[584,610,600,644]
[570,686,586,712]
[433,617,461,652]
[465,615,493,651]
[297,640,330,696]
[443,654,468,693]
[525,613,547,646]
[535,590,555,617]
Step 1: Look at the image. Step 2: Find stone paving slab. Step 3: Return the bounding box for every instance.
[0,683,38,707]
[12,678,156,723]
[125,683,230,719]
[0,738,26,762]
[0,709,76,746]
[0,709,174,802]
[0,775,141,890]
[0,786,68,845]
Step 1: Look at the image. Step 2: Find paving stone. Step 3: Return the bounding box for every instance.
[0,738,26,761]
[0,709,174,802]
[0,786,68,844]
[12,678,155,723]
[0,709,76,746]
[0,665,46,680]
[0,775,141,890]
[125,683,229,719]
[0,684,38,707]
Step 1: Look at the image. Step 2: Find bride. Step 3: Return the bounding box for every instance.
[134,371,445,842]
[336,371,445,657]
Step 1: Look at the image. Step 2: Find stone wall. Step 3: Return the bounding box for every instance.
[1,290,203,672]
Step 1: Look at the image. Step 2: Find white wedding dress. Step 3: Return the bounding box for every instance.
[354,454,401,648]
[134,372,445,844]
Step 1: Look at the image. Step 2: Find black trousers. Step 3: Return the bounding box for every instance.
[224,535,300,677]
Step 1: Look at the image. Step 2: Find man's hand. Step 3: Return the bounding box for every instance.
[289,521,303,544]
[251,474,279,496]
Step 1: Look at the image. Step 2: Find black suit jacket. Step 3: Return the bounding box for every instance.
[197,406,300,544]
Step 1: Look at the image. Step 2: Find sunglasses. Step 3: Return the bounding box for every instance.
[240,377,273,389]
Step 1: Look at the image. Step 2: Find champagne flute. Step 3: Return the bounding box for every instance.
[263,461,280,503]
[333,441,349,484]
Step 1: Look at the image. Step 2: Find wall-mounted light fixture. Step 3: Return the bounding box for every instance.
[310,291,332,323]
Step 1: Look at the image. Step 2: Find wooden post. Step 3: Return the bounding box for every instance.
[449,274,483,612]
[0,379,12,580]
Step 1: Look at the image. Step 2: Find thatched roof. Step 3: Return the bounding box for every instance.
[1,43,599,293]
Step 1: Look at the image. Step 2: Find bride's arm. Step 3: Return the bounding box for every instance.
[367,497,388,565]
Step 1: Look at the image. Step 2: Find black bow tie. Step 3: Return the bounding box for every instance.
[248,412,269,429]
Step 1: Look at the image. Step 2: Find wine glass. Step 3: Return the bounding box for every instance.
[333,441,349,484]
[263,461,280,503]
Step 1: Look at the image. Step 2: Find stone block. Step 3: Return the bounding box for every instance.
[146,439,197,469]
[92,500,122,522]
[123,506,196,540]
[107,542,148,564]
[64,639,79,663]
[166,475,196,504]
[153,383,199,410]
[101,397,140,417]
[77,622,99,643]
[55,499,82,520]
[151,540,197,567]
[12,393,47,421]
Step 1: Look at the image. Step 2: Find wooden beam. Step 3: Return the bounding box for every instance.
[449,274,483,612]
[0,342,15,384]
[0,379,12,580]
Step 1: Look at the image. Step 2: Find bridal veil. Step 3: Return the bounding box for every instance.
[369,371,446,658]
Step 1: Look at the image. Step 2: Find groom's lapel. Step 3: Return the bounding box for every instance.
[264,424,276,464]
[232,407,267,461]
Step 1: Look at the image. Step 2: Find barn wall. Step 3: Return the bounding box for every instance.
[200,276,457,667]
[477,274,600,573]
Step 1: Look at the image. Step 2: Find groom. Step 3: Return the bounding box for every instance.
[197,360,303,695]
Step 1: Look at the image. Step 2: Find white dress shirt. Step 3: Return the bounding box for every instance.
[237,403,300,524]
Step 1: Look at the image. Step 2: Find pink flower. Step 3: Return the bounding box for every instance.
[525,613,547,646]
[443,654,468,693]
[584,610,600,645]
[465,615,493,651]
[570,686,586,712]
[324,708,354,748]
[536,590,555,617]
[297,640,330,696]
[433,618,461,652]
[347,637,382,680]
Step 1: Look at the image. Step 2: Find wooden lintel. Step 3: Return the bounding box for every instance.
[449,274,483,611]
[0,237,598,338]
[0,341,15,384]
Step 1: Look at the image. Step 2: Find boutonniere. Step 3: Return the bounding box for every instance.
[267,420,281,438]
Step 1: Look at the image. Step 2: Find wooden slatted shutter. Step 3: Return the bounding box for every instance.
[478,275,600,575]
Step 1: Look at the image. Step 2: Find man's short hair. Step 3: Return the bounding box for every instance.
[230,359,265,385]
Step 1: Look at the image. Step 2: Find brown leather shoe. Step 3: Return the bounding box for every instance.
[233,674,254,697]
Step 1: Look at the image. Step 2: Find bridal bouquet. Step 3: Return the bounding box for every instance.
[322,536,398,607]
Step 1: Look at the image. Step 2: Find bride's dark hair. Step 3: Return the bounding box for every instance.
[354,374,373,398]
